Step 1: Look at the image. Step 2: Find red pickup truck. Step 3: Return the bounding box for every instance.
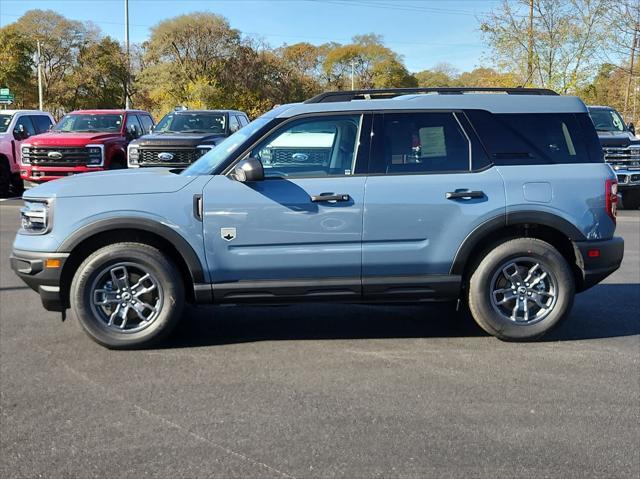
[20,109,154,184]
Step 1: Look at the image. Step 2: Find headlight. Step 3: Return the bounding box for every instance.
[196,145,213,157]
[20,199,52,235]
[86,144,103,166]
[128,145,139,165]
[21,145,31,164]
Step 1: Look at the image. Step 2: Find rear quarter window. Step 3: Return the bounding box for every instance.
[465,111,600,164]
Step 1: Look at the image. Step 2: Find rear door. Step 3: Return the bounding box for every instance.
[202,113,371,302]
[362,111,506,298]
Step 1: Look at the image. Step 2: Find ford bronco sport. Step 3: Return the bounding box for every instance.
[128,109,249,169]
[587,105,640,209]
[10,87,624,349]
[20,109,154,184]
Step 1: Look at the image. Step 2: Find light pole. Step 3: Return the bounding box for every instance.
[124,0,130,109]
[37,41,43,111]
[350,59,355,90]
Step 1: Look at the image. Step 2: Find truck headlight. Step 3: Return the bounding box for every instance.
[20,199,52,235]
[21,145,31,164]
[86,144,103,166]
[128,145,139,166]
[196,145,213,158]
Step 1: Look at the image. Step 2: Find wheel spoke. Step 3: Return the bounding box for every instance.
[523,263,540,284]
[529,272,548,288]
[522,297,529,322]
[131,300,156,321]
[119,305,130,329]
[493,288,516,305]
[132,274,156,296]
[502,263,524,286]
[110,266,130,291]
[93,289,119,306]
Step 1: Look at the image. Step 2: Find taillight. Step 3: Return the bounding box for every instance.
[605,179,618,223]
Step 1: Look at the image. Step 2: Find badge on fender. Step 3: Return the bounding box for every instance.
[221,227,236,241]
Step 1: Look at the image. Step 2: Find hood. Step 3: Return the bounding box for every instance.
[28,131,123,146]
[25,168,199,199]
[132,132,225,148]
[595,130,639,147]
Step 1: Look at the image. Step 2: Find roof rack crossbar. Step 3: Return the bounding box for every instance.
[304,87,559,103]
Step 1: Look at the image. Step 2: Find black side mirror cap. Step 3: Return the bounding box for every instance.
[629,122,635,135]
[234,157,264,182]
[13,124,28,140]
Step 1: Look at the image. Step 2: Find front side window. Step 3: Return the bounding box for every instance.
[155,112,226,134]
[250,115,361,178]
[372,112,470,174]
[53,114,123,133]
[125,114,143,137]
[31,115,53,134]
[15,116,36,136]
[139,115,154,134]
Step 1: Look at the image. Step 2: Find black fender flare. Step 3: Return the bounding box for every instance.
[450,211,586,275]
[57,217,205,283]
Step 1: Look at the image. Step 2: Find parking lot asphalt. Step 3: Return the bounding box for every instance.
[0,198,638,479]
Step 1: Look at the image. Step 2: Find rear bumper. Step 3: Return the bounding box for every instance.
[9,249,69,311]
[574,237,624,292]
[20,165,104,182]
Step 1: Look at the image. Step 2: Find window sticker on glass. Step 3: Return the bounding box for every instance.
[419,127,447,158]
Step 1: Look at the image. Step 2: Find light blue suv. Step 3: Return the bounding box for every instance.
[10,87,624,348]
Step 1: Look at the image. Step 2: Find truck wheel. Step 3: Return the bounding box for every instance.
[622,190,640,210]
[468,238,575,341]
[70,242,184,349]
[10,173,24,197]
[0,162,10,198]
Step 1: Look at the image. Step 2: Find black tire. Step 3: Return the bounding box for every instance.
[70,242,184,349]
[468,238,575,341]
[10,173,24,197]
[109,159,126,170]
[622,190,640,210]
[0,161,10,198]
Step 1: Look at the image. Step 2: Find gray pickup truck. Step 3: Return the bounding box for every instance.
[588,105,640,209]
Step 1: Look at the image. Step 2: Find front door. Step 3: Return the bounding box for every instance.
[202,114,371,302]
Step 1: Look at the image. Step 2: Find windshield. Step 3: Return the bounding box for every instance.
[0,114,12,133]
[182,117,272,176]
[588,108,627,132]
[155,112,226,133]
[53,114,123,133]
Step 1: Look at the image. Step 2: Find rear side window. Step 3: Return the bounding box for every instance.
[238,115,249,127]
[466,111,596,164]
[371,112,470,174]
[31,115,53,134]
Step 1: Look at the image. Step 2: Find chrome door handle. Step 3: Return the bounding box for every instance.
[445,190,484,200]
[311,193,350,202]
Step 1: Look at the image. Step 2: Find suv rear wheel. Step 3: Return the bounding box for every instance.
[468,238,575,341]
[70,242,184,349]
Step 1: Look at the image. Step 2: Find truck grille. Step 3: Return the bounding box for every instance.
[602,146,640,168]
[269,149,330,166]
[138,148,203,166]
[24,147,91,166]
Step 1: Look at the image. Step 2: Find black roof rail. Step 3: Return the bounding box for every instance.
[304,87,559,103]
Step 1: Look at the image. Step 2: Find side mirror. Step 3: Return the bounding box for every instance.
[629,122,635,135]
[127,124,139,139]
[229,122,240,133]
[13,124,28,140]
[233,157,264,182]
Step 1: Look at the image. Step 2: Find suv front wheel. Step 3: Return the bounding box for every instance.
[70,242,184,349]
[468,238,575,341]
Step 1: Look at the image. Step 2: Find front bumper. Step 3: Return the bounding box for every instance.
[20,165,104,183]
[9,249,69,311]
[612,168,640,189]
[574,237,624,292]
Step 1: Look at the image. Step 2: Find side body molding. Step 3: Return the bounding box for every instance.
[57,217,206,283]
[450,211,587,276]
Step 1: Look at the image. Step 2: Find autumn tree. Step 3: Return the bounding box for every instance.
[0,25,36,108]
[480,0,610,93]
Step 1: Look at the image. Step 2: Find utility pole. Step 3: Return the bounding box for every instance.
[124,0,131,109]
[624,11,640,119]
[350,59,355,90]
[527,0,534,85]
[37,41,43,111]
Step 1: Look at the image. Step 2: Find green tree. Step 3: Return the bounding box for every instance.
[0,25,36,108]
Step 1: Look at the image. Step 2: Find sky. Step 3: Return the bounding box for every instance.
[0,0,503,73]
